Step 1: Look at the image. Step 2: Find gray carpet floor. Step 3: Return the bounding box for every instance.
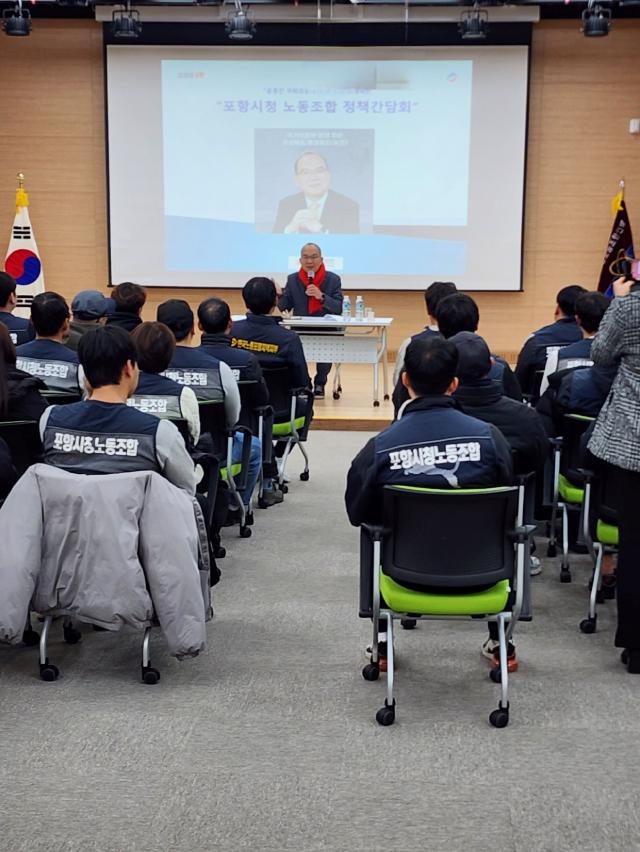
[1,431,639,852]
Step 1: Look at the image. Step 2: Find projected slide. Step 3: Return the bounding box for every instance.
[107,46,529,290]
[162,59,472,277]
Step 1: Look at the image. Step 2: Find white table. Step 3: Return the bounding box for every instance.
[281,316,393,406]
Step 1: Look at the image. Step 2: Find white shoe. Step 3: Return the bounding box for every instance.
[481,638,499,660]
[530,556,542,576]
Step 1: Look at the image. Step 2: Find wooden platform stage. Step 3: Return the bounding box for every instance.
[309,364,394,432]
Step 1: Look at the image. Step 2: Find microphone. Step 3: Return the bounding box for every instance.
[306,272,314,290]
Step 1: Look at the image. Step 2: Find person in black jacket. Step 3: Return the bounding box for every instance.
[0,272,35,346]
[392,292,521,413]
[346,337,515,671]
[0,323,48,422]
[0,436,16,501]
[106,282,146,333]
[514,284,586,397]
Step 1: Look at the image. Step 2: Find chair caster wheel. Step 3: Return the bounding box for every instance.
[22,627,40,646]
[383,394,390,401]
[362,663,380,681]
[245,511,254,526]
[580,617,597,634]
[376,701,396,726]
[332,391,340,400]
[373,400,380,408]
[560,567,571,583]
[300,471,309,482]
[400,618,417,630]
[258,497,269,509]
[489,707,509,728]
[281,484,289,494]
[547,542,557,558]
[489,667,502,683]
[142,666,160,685]
[39,661,59,682]
[239,526,252,538]
[215,546,226,559]
[63,624,82,645]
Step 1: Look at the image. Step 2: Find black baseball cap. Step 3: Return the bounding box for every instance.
[157,299,194,341]
[449,331,493,382]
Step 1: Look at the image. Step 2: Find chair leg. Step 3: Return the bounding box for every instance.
[298,442,309,481]
[38,616,59,682]
[277,439,294,489]
[141,626,160,684]
[489,615,510,728]
[376,612,396,726]
[580,543,602,634]
[559,503,571,583]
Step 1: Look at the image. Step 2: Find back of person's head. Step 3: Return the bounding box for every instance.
[404,336,459,396]
[77,325,136,389]
[243,277,277,315]
[131,321,175,374]
[112,281,147,316]
[0,323,17,416]
[71,290,109,321]
[425,281,457,319]
[449,331,492,383]
[156,299,194,342]
[0,272,17,309]
[31,291,70,337]
[575,291,609,333]
[198,297,231,334]
[556,285,587,318]
[436,293,479,339]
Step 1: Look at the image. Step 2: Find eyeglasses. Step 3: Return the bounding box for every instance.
[297,167,328,177]
[301,254,321,260]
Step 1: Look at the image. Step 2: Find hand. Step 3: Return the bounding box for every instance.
[305,284,323,300]
[284,208,324,234]
[274,281,283,298]
[613,276,632,298]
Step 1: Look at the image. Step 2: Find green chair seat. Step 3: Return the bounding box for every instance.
[379,572,510,617]
[558,473,584,505]
[272,416,305,437]
[220,463,242,482]
[596,519,619,547]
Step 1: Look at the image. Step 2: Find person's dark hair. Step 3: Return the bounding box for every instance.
[424,281,457,319]
[404,337,459,396]
[112,281,147,315]
[77,325,137,389]
[556,285,587,318]
[0,272,17,309]
[0,323,17,416]
[131,321,175,374]
[574,291,609,334]
[243,277,277,315]
[436,293,479,339]
[198,297,231,334]
[30,291,70,337]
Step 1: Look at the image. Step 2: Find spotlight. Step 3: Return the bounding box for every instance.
[581,1,611,36]
[3,3,31,36]
[458,5,488,40]
[112,4,141,38]
[225,0,256,41]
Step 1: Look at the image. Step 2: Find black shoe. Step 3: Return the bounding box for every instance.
[261,485,284,507]
[601,575,617,600]
[223,508,242,527]
[625,650,640,674]
[313,386,325,399]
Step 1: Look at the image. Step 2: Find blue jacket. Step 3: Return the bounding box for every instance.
[515,317,582,394]
[15,339,81,394]
[278,270,343,316]
[536,363,616,437]
[0,311,34,346]
[345,395,513,526]
[231,313,310,389]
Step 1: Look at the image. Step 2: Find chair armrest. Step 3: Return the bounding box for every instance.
[509,524,537,544]
[360,523,386,542]
[514,470,536,487]
[574,467,595,484]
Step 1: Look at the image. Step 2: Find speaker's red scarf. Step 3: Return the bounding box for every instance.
[299,264,326,315]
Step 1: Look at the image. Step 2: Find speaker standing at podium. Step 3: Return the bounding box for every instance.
[278,242,343,399]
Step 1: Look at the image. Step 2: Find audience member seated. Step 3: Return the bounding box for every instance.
[39,325,196,494]
[539,291,609,392]
[66,290,110,352]
[106,282,146,332]
[0,323,48,422]
[515,284,586,395]
[231,277,310,390]
[392,292,521,412]
[16,292,83,395]
[129,321,201,445]
[0,436,16,501]
[346,337,514,670]
[393,280,457,385]
[0,272,34,346]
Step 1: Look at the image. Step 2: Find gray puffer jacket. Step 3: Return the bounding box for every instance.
[588,288,640,471]
[0,465,210,658]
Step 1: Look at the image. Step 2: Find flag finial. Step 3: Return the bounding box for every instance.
[15,173,28,212]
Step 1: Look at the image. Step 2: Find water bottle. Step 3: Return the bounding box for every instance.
[355,295,364,321]
[342,294,352,321]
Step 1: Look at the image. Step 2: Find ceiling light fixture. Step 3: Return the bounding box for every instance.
[459,4,488,40]
[112,2,142,38]
[3,0,31,36]
[225,0,256,41]
[581,0,611,36]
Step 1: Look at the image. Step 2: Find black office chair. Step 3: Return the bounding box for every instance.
[360,485,533,728]
[0,419,43,476]
[238,380,274,509]
[40,390,82,405]
[261,365,313,491]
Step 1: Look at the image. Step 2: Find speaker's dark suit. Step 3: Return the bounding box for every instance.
[273,190,360,234]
